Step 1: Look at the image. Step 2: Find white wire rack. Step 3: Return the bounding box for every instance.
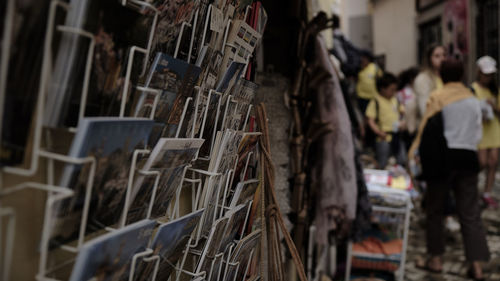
[0,0,260,280]
[345,184,412,281]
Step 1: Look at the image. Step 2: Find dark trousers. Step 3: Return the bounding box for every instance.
[358,97,375,148]
[357,97,371,114]
[425,170,490,261]
[375,138,406,168]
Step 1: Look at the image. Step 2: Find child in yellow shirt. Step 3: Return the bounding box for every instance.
[365,73,406,168]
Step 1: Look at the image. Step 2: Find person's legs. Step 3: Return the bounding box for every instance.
[375,140,390,168]
[358,97,375,149]
[478,148,488,186]
[394,138,407,166]
[452,170,490,277]
[481,148,499,208]
[485,148,499,194]
[425,177,450,267]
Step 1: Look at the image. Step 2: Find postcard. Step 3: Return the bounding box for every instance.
[195,217,229,278]
[175,22,194,62]
[69,219,156,281]
[198,46,223,90]
[216,61,245,96]
[210,5,225,33]
[225,229,262,281]
[210,130,242,174]
[46,0,153,128]
[218,20,261,79]
[222,0,253,20]
[233,79,258,104]
[218,202,249,253]
[127,166,186,224]
[180,89,208,139]
[198,175,226,237]
[190,0,212,63]
[226,20,261,56]
[148,0,200,60]
[198,94,222,158]
[232,133,260,187]
[134,53,202,124]
[126,138,204,223]
[134,209,203,281]
[229,179,259,208]
[50,118,154,247]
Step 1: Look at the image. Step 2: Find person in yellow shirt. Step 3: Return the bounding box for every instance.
[365,73,406,168]
[473,56,500,208]
[357,50,382,113]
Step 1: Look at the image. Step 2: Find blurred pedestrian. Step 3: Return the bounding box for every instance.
[412,45,459,232]
[414,45,447,123]
[472,55,500,208]
[365,72,406,168]
[412,59,489,280]
[397,67,420,147]
[356,50,382,114]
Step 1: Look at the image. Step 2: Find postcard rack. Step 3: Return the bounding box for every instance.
[0,0,266,280]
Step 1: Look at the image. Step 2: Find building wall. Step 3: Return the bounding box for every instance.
[340,0,373,50]
[373,0,418,74]
[341,0,370,36]
[415,0,476,83]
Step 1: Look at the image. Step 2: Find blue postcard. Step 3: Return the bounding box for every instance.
[134,209,204,281]
[50,117,154,248]
[216,61,245,95]
[69,219,156,281]
[134,53,202,132]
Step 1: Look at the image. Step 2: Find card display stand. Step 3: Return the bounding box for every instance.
[345,184,412,281]
[0,0,264,280]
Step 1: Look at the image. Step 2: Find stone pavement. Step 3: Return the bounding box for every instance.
[405,172,500,281]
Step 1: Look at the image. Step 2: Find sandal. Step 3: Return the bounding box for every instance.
[467,268,486,281]
[415,259,442,274]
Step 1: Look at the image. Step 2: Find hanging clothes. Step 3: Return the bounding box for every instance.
[306,35,358,245]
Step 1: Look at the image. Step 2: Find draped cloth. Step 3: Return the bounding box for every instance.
[308,36,357,245]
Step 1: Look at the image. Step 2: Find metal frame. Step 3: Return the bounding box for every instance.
[119,1,159,117]
[344,186,412,281]
[128,248,160,281]
[197,90,223,161]
[135,86,162,120]
[2,0,70,178]
[0,207,15,281]
[0,3,264,279]
[0,0,15,147]
[0,182,74,280]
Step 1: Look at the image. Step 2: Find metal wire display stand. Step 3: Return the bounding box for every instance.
[0,0,261,280]
[344,185,412,281]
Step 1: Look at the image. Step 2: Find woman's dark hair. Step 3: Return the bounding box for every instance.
[439,58,464,83]
[376,72,398,92]
[425,44,445,69]
[397,67,420,90]
[360,49,374,62]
